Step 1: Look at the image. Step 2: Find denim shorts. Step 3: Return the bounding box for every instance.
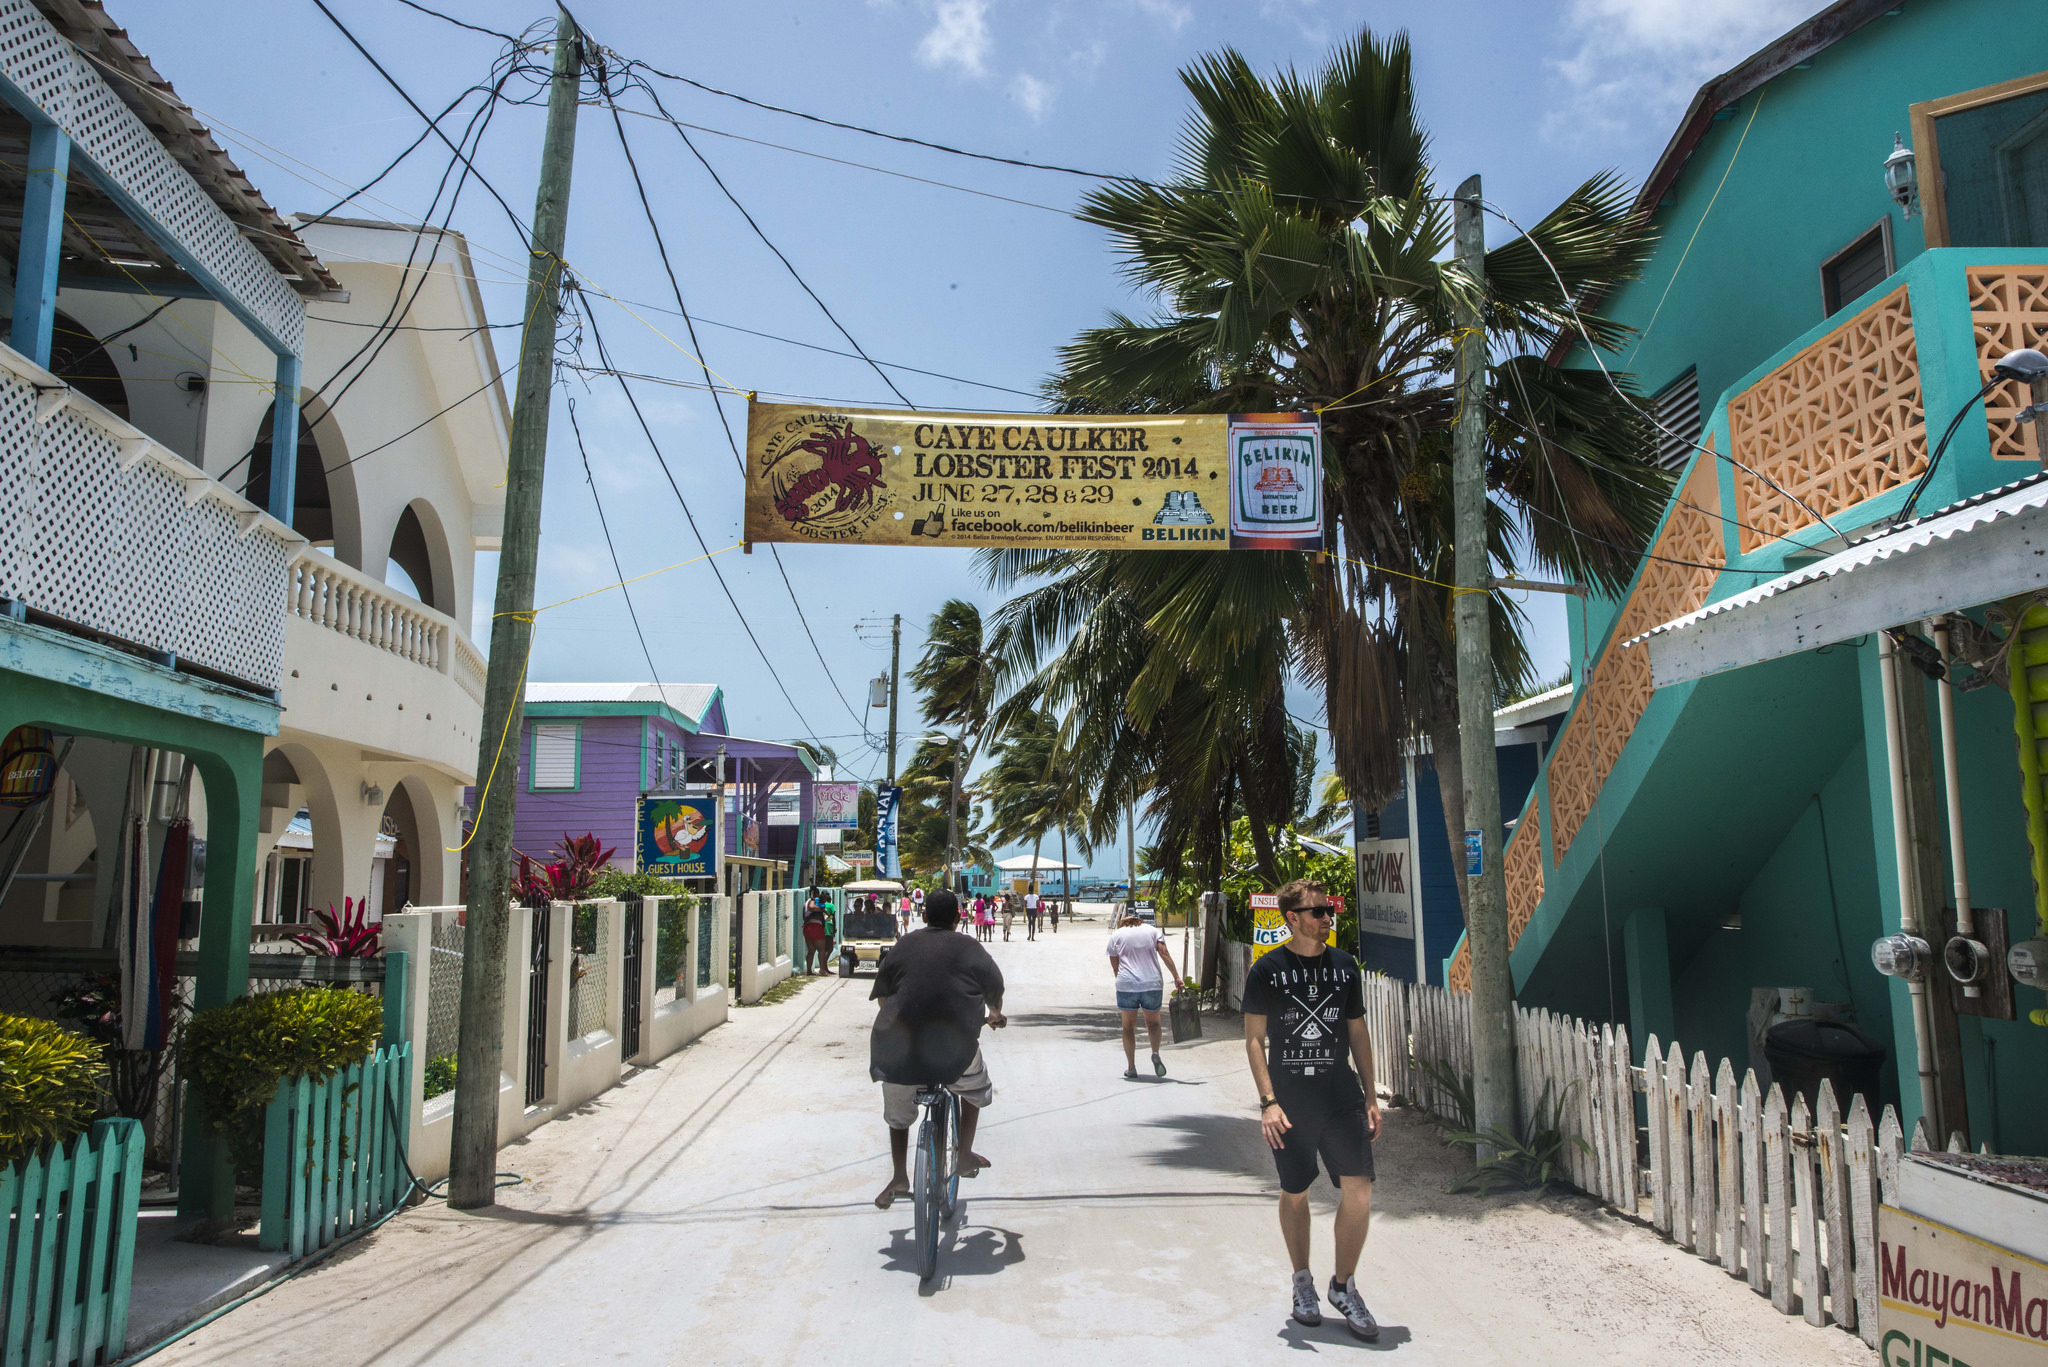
[1116,987,1163,1012]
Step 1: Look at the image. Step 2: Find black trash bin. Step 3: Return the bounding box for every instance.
[1763,1018,1887,1116]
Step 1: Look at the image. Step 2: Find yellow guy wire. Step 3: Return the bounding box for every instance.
[1328,550,1487,598]
[448,541,745,851]
[1624,87,1765,367]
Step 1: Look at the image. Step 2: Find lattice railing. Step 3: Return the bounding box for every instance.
[0,0,306,354]
[1727,285,1925,551]
[0,347,296,690]
[1549,454,1726,865]
[1969,266,2048,461]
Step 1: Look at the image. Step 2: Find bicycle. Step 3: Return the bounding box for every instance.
[909,1010,1005,1282]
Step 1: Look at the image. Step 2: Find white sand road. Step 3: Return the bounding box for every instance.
[146,916,1872,1366]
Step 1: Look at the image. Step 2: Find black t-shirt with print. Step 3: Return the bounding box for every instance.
[1241,945,1366,1100]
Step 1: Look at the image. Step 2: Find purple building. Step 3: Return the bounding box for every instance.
[510,683,819,895]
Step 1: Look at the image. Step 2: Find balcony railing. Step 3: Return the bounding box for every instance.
[286,553,486,705]
[0,343,300,693]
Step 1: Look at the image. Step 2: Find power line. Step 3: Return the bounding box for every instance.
[603,92,878,739]
[565,393,665,694]
[623,74,915,408]
[577,293,825,741]
[389,0,522,44]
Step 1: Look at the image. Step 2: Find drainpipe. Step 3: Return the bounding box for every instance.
[1878,632,1942,1128]
[1930,618,1976,949]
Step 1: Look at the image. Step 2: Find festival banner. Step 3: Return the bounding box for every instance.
[743,402,1322,552]
[637,796,716,879]
[813,781,861,828]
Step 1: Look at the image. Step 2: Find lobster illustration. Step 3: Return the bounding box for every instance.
[775,420,888,524]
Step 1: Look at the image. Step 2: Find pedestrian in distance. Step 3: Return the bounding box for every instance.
[1048,893,1060,933]
[1000,894,1014,942]
[1021,891,1037,940]
[1241,879,1381,1341]
[802,886,830,975]
[1107,910,1178,1079]
[975,896,995,941]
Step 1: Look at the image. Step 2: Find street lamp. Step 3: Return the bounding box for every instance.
[1884,133,1918,218]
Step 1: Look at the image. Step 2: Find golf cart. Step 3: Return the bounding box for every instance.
[837,879,902,977]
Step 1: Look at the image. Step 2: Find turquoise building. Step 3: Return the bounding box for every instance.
[1455,0,2048,1153]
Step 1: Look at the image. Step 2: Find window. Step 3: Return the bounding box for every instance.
[1912,71,2048,249]
[1650,369,1703,471]
[1820,219,1894,317]
[531,722,580,790]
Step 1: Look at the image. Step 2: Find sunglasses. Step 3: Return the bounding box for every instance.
[1293,905,1336,919]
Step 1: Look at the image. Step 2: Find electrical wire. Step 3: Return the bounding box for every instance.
[604,91,875,736]
[621,73,915,408]
[565,392,666,694]
[577,293,825,740]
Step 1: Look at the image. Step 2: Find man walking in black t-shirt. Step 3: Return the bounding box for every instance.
[869,890,1006,1209]
[1241,879,1381,1340]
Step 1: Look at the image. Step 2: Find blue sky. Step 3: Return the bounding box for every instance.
[125,0,1822,874]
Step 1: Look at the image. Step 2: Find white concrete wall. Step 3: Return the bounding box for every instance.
[738,891,795,1004]
[390,897,728,1184]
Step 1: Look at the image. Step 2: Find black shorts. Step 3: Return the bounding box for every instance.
[1270,1089,1375,1193]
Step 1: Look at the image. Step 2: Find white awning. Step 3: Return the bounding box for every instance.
[1631,475,2048,687]
[994,854,1081,871]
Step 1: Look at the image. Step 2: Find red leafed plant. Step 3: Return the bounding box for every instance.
[288,896,382,958]
[511,833,618,906]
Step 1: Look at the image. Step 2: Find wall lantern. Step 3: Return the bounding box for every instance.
[1884,133,1919,218]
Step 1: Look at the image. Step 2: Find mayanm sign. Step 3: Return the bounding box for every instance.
[1878,1206,2048,1366]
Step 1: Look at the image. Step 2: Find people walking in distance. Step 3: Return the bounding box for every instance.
[1241,879,1381,1341]
[899,893,914,935]
[802,886,830,975]
[1048,893,1060,934]
[1000,893,1014,942]
[1107,910,1178,1079]
[975,896,995,941]
[869,890,1006,1209]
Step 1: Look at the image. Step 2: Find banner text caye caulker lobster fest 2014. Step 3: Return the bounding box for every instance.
[742,402,1323,552]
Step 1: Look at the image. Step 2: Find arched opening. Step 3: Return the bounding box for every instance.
[245,402,334,544]
[48,310,130,419]
[386,502,451,614]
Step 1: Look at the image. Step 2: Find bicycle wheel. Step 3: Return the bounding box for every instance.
[913,1110,940,1280]
[941,1091,961,1216]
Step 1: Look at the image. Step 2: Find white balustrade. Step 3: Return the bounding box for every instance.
[287,553,483,679]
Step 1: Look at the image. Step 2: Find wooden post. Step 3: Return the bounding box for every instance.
[1714,1059,1740,1274]
[1846,1095,1881,1345]
[1791,1092,1823,1324]
[1741,1069,1765,1293]
[1645,1034,1669,1233]
[1690,1051,1716,1264]
[451,9,582,1210]
[1666,1040,1692,1249]
[1817,1084,1853,1331]
[1449,174,1515,1157]
[1764,1084,1792,1313]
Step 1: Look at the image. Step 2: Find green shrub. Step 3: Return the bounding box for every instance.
[584,869,693,902]
[0,1014,105,1166]
[423,1053,457,1099]
[181,988,382,1178]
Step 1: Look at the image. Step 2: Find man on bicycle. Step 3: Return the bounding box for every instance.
[870,889,1006,1209]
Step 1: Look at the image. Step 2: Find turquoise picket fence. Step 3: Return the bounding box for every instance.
[0,1118,143,1367]
[257,1042,412,1258]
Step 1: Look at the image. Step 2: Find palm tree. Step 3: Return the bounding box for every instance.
[907,600,997,889]
[981,708,1096,909]
[1045,28,1669,911]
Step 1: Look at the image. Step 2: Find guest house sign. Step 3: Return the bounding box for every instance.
[743,402,1322,552]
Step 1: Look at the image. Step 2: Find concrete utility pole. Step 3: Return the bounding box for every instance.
[1450,174,1517,1158]
[449,9,580,1211]
[885,613,901,785]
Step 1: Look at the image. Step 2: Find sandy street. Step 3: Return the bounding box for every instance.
[148,914,1872,1366]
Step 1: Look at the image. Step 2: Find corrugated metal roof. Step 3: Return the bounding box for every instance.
[1631,474,2048,646]
[525,682,719,720]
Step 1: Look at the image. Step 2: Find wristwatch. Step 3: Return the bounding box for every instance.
[1259,1094,1279,1111]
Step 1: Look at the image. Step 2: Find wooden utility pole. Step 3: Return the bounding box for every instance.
[449,9,581,1210]
[885,613,901,784]
[1450,174,1517,1158]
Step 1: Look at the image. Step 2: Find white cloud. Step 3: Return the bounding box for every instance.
[1545,0,1823,146]
[1010,73,1054,120]
[917,0,992,76]
[1132,0,1190,31]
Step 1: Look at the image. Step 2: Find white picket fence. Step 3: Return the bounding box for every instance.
[1361,974,1943,1349]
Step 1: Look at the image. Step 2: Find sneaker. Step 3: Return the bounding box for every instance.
[1152,1052,1167,1078]
[1123,1066,1140,1080]
[1290,1269,1322,1326]
[1327,1276,1379,1340]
